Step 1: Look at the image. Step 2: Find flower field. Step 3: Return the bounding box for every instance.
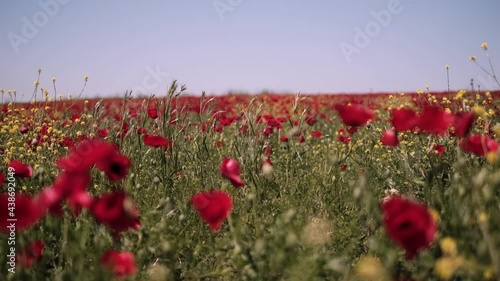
[1,84,500,280]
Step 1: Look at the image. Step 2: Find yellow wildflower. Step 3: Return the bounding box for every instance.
[440,237,457,256]
[354,255,389,281]
[472,105,486,117]
[435,256,464,280]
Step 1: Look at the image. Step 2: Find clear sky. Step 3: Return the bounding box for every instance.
[1,0,500,101]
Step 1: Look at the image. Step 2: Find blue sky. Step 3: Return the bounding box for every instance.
[1,0,499,101]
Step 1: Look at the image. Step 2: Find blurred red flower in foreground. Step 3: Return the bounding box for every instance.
[39,171,92,216]
[100,250,137,279]
[57,139,116,173]
[391,108,419,132]
[392,107,459,136]
[335,104,375,127]
[91,191,140,237]
[418,106,454,135]
[382,196,436,259]
[452,112,475,137]
[220,158,244,187]
[0,194,43,233]
[191,190,232,231]
[17,240,45,268]
[9,159,33,178]
[95,151,131,182]
[143,134,172,149]
[381,129,399,147]
[460,135,499,156]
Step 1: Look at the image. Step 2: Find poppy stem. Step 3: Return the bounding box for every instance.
[472,171,500,280]
[477,218,500,281]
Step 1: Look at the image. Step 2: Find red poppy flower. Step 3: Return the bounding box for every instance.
[305,115,317,126]
[338,135,351,143]
[143,134,172,149]
[59,137,75,148]
[118,123,129,138]
[298,135,305,143]
[95,152,131,182]
[51,170,92,201]
[0,194,43,233]
[36,187,64,217]
[57,139,116,173]
[220,158,244,187]
[97,129,109,138]
[452,112,475,137]
[100,250,137,278]
[136,128,147,135]
[267,119,282,129]
[311,131,323,138]
[460,135,499,156]
[17,240,45,268]
[91,191,140,237]
[263,127,273,136]
[391,108,419,132]
[382,196,436,259]
[280,136,289,142]
[335,104,375,127]
[67,191,93,216]
[340,164,348,171]
[346,126,358,134]
[8,160,33,178]
[417,106,454,135]
[212,124,222,132]
[191,190,232,231]
[381,130,398,147]
[147,107,158,119]
[432,144,445,156]
[128,108,138,118]
[71,114,81,122]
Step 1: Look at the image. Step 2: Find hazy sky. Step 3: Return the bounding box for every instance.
[1,1,500,101]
